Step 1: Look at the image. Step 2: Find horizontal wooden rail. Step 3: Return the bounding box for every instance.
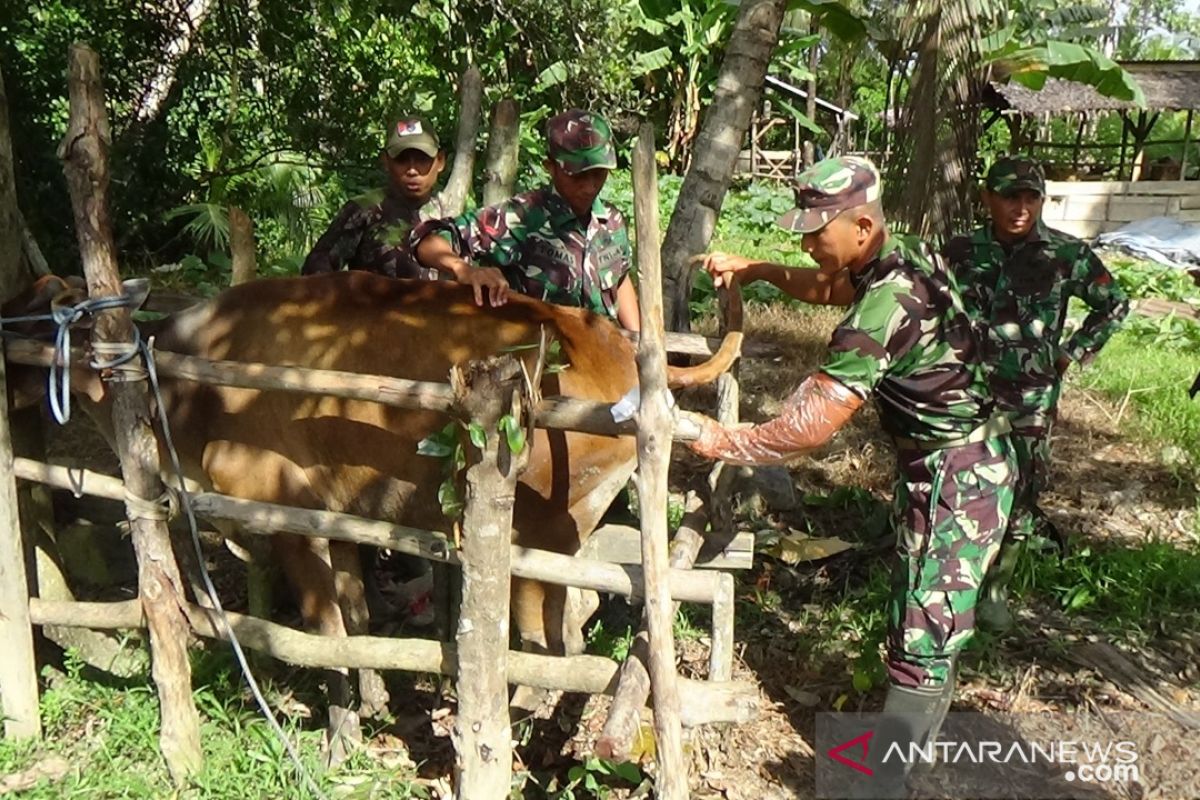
[27,598,758,728]
[14,458,722,603]
[5,340,684,441]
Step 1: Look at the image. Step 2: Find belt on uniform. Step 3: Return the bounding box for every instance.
[891,414,1012,453]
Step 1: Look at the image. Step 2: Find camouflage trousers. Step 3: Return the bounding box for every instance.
[1000,381,1060,543]
[886,436,1017,688]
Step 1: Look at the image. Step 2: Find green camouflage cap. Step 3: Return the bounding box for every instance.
[386,116,440,159]
[985,156,1045,196]
[547,109,617,175]
[778,156,882,234]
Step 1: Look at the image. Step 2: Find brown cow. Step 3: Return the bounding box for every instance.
[5,271,736,755]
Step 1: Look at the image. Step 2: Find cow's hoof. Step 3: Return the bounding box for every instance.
[359,669,391,719]
[323,705,363,768]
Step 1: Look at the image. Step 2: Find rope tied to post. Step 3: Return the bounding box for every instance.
[0,279,150,424]
[122,485,179,523]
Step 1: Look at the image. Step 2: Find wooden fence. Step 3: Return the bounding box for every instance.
[0,52,762,799]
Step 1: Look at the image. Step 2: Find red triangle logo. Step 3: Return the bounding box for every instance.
[827,730,875,776]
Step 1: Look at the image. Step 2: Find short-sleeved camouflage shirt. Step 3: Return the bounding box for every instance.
[943,221,1130,415]
[301,190,448,280]
[821,235,994,445]
[414,186,632,319]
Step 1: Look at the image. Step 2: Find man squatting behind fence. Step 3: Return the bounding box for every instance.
[683,156,1018,767]
[943,157,1129,632]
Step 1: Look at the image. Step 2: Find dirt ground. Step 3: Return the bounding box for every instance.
[33,300,1200,799]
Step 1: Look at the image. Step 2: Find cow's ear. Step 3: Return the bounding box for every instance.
[121,278,150,312]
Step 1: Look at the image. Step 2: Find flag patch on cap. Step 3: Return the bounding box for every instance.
[396,120,424,136]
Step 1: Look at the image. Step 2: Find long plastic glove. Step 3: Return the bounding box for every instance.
[684,372,864,465]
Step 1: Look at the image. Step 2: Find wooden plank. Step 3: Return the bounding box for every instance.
[1061,195,1109,222]
[1178,194,1200,211]
[1176,210,1200,223]
[579,523,754,570]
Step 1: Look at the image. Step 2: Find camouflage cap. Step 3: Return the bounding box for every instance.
[547,109,617,175]
[777,156,883,234]
[985,156,1045,196]
[385,116,440,159]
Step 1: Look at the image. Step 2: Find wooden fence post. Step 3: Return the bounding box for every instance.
[60,43,202,782]
[0,344,41,740]
[482,99,520,207]
[631,122,687,798]
[441,66,483,217]
[451,355,528,800]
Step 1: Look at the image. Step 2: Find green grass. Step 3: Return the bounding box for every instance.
[0,649,428,799]
[1081,325,1200,470]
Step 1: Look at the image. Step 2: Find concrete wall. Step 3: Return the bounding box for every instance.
[1042,180,1200,239]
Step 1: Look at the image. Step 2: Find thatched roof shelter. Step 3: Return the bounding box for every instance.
[988,60,1200,114]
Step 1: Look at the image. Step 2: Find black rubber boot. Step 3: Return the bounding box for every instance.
[870,662,958,797]
[977,538,1024,633]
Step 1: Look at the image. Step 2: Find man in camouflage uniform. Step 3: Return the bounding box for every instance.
[413,109,640,330]
[682,157,1016,761]
[944,157,1129,632]
[302,115,447,280]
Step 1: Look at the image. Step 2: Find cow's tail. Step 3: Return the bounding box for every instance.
[666,283,744,389]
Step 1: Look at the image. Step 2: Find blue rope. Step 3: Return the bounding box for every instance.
[1,290,145,424]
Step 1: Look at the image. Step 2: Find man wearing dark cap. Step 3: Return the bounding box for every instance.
[302,115,448,279]
[944,157,1129,632]
[412,109,639,330]
[681,156,1016,763]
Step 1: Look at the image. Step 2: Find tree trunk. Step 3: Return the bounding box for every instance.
[228,206,256,285]
[0,63,26,302]
[660,0,788,333]
[441,66,484,217]
[482,99,520,207]
[130,0,215,127]
[886,1,987,239]
[61,44,202,783]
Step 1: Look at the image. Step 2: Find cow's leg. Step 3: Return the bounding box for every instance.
[329,540,389,720]
[274,534,361,766]
[511,577,570,714]
[563,587,600,656]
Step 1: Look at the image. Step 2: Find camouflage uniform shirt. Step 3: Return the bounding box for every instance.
[414,186,632,319]
[821,235,995,446]
[302,190,448,280]
[943,221,1130,417]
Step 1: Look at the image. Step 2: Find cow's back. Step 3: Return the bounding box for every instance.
[153,273,639,552]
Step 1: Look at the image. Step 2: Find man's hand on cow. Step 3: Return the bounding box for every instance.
[1054,354,1073,377]
[696,251,756,289]
[458,266,510,307]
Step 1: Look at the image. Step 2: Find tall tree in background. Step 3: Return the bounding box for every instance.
[660,0,788,332]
